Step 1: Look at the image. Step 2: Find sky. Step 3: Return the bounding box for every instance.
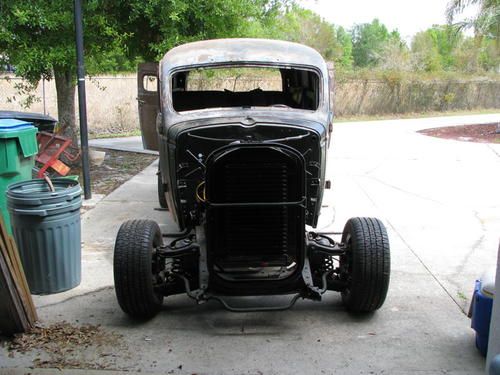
[299,0,478,41]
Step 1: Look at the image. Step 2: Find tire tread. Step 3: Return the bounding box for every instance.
[341,217,390,312]
[113,219,163,319]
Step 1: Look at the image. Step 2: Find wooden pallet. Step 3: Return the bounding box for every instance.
[0,215,37,335]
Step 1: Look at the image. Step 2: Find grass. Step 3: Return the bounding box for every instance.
[89,130,141,139]
[335,108,500,122]
[457,291,468,301]
[1,74,139,135]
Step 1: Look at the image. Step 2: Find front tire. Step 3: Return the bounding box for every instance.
[340,217,390,313]
[114,219,164,319]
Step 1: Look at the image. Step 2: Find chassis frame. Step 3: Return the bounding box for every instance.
[155,228,348,312]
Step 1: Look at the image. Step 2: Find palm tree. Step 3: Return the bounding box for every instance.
[446,0,500,40]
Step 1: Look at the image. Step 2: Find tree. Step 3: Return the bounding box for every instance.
[447,0,500,40]
[411,25,463,71]
[258,6,340,60]
[254,6,354,67]
[351,19,403,67]
[376,38,411,71]
[0,0,289,144]
[447,0,499,71]
[430,25,463,68]
[477,37,500,70]
[453,34,499,71]
[411,30,444,72]
[119,0,281,61]
[335,26,354,69]
[0,1,128,144]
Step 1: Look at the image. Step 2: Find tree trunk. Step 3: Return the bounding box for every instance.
[54,67,77,146]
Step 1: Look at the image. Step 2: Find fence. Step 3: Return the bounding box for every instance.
[1,74,499,135]
[335,78,500,116]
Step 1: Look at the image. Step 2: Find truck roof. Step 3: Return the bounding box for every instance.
[160,38,327,72]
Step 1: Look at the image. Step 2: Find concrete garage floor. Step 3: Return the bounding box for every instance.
[2,114,500,374]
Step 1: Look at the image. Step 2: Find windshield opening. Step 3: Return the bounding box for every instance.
[171,66,320,112]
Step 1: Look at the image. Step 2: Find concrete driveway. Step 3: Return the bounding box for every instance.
[327,114,500,313]
[2,114,499,374]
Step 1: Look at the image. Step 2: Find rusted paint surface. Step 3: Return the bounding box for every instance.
[161,38,327,72]
[159,38,332,129]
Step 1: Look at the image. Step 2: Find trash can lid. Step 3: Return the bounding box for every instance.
[0,119,35,132]
[7,178,82,207]
[481,267,496,298]
[0,119,38,157]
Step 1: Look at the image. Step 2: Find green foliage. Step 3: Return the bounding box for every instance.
[447,0,500,40]
[432,25,463,68]
[0,0,497,119]
[411,24,498,73]
[117,0,284,61]
[443,92,456,107]
[335,26,354,69]
[336,65,500,83]
[4,78,41,109]
[0,0,292,85]
[412,25,463,70]
[249,6,354,68]
[412,30,445,72]
[0,0,292,137]
[477,37,500,69]
[375,38,411,71]
[453,37,482,72]
[0,0,129,83]
[446,0,499,74]
[351,19,404,67]
[252,6,338,60]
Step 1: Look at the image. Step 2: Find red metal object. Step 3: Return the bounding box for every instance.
[35,131,81,178]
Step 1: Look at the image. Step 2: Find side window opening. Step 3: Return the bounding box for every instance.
[172,66,319,112]
[143,74,158,92]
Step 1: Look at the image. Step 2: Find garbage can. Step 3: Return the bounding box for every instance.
[470,268,496,356]
[7,178,82,295]
[0,119,38,234]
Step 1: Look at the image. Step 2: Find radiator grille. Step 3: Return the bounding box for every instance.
[222,162,289,203]
[207,147,303,267]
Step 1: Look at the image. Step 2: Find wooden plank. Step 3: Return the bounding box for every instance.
[8,236,37,322]
[48,159,71,176]
[0,216,36,329]
[36,154,70,175]
[0,217,37,325]
[0,245,29,334]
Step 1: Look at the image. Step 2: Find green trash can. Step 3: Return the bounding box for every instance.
[0,119,38,234]
[7,178,82,295]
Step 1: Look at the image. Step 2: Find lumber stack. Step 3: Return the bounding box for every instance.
[0,215,37,335]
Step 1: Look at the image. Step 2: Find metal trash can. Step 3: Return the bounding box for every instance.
[0,119,38,234]
[7,178,82,295]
